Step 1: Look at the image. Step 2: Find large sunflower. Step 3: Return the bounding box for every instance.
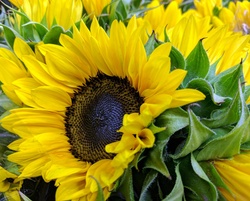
[9,0,83,30]
[0,17,205,200]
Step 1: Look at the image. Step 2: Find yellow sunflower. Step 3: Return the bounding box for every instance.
[188,0,250,103]
[210,0,250,34]
[0,167,21,201]
[0,16,205,200]
[9,0,83,30]
[187,0,222,18]
[214,151,250,200]
[0,38,43,106]
[82,0,111,18]
[140,7,250,101]
[137,0,183,41]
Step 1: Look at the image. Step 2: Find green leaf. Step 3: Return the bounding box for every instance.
[2,25,22,49]
[155,107,189,137]
[241,141,250,150]
[109,0,128,23]
[144,139,170,179]
[244,85,250,102]
[205,59,219,81]
[0,92,19,111]
[19,191,32,201]
[20,17,38,42]
[195,121,246,161]
[22,22,49,41]
[199,161,231,193]
[89,176,105,201]
[43,26,72,44]
[201,89,241,128]
[163,164,184,201]
[188,78,226,105]
[171,110,215,159]
[211,64,243,97]
[169,46,185,70]
[148,122,166,135]
[187,78,227,118]
[236,80,250,128]
[144,32,159,57]
[139,170,158,201]
[180,154,218,201]
[116,167,135,201]
[183,40,210,86]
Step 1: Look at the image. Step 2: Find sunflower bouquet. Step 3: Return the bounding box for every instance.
[0,0,250,200]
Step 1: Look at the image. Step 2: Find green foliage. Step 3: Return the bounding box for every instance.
[111,38,250,200]
[179,154,218,201]
[183,40,210,86]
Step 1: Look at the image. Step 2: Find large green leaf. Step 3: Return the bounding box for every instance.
[163,164,184,201]
[171,110,215,159]
[183,40,209,86]
[169,46,186,70]
[211,64,243,98]
[2,25,22,49]
[155,107,189,137]
[180,154,218,201]
[144,138,170,179]
[22,22,49,41]
[109,0,128,23]
[195,121,245,161]
[43,26,72,44]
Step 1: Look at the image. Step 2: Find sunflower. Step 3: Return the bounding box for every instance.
[0,38,42,106]
[188,0,222,18]
[0,167,21,201]
[9,0,83,30]
[214,151,250,200]
[187,0,250,102]
[209,0,250,34]
[82,0,111,18]
[0,16,205,200]
[140,5,250,102]
[137,0,183,41]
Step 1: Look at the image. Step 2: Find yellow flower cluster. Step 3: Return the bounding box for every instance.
[0,0,249,201]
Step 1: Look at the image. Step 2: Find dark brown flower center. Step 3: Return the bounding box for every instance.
[65,73,143,163]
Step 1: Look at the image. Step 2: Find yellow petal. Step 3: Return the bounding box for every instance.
[22,55,74,93]
[14,37,36,60]
[0,58,27,84]
[169,89,206,108]
[31,86,71,111]
[136,128,155,148]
